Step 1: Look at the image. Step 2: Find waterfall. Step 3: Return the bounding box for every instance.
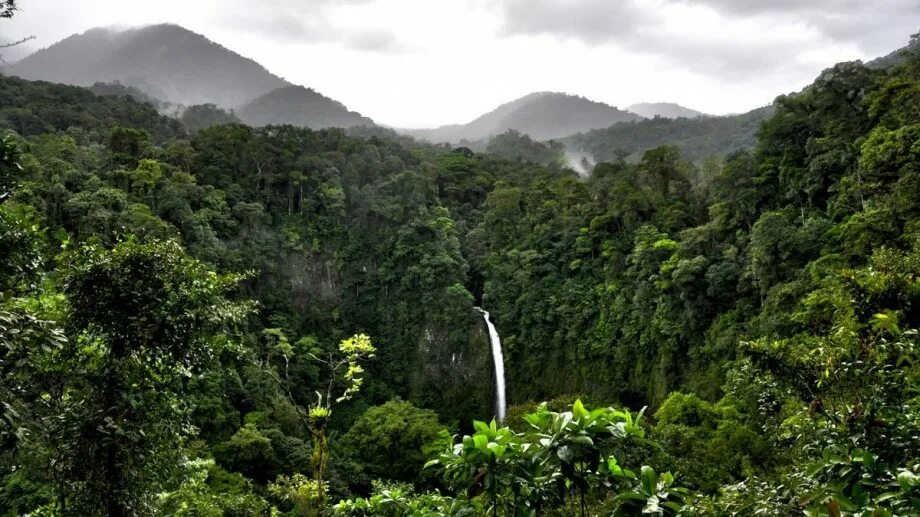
[475,307,506,422]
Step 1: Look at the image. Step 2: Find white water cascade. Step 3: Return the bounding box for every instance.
[475,307,507,422]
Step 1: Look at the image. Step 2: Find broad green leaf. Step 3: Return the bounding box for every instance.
[897,470,918,491]
[572,399,587,419]
[555,412,572,433]
[569,435,593,446]
[487,442,506,459]
[641,465,657,495]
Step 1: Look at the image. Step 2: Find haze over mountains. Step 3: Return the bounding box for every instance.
[626,102,706,119]
[0,42,35,65]
[404,92,643,143]
[2,22,798,159]
[570,104,774,163]
[5,24,285,107]
[238,85,372,129]
[2,24,375,129]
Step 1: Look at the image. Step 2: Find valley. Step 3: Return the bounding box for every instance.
[1,8,919,516]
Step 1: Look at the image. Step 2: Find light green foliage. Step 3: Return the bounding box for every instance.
[336,333,375,403]
[329,400,687,516]
[130,158,162,196]
[156,459,270,516]
[268,473,328,517]
[333,480,477,517]
[299,333,376,512]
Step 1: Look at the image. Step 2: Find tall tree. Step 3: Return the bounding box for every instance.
[54,239,250,515]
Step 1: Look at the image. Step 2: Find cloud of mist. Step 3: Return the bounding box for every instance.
[215,0,405,52]
[497,0,919,76]
[4,0,917,127]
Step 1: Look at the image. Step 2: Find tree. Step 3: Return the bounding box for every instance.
[0,0,32,66]
[109,126,150,167]
[180,104,241,133]
[1,1,16,18]
[0,133,21,203]
[53,239,250,515]
[340,399,450,482]
[307,334,375,505]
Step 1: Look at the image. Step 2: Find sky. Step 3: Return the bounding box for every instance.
[2,0,918,128]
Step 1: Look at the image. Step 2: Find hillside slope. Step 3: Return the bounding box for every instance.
[571,105,774,162]
[3,24,287,108]
[627,102,706,119]
[0,74,183,140]
[237,85,374,129]
[405,92,641,143]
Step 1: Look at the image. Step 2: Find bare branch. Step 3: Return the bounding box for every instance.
[0,35,35,65]
[0,35,34,49]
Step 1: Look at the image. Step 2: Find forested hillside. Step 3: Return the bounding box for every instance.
[570,105,773,163]
[2,34,919,517]
[238,85,374,130]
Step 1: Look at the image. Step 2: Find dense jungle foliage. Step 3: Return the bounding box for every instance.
[2,40,920,516]
[569,105,773,163]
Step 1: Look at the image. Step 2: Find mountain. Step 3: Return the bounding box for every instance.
[238,85,374,129]
[404,92,641,143]
[3,24,287,108]
[570,104,774,163]
[867,32,920,69]
[627,102,706,119]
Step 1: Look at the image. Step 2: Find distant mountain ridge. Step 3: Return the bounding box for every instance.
[627,102,706,119]
[4,24,288,108]
[570,105,774,163]
[3,24,376,130]
[238,85,374,129]
[404,92,641,143]
[867,32,920,69]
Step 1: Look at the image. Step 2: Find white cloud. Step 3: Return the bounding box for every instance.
[3,0,917,127]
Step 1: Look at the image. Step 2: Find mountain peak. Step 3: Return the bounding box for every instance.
[627,102,706,119]
[404,91,640,143]
[238,85,374,129]
[5,23,288,108]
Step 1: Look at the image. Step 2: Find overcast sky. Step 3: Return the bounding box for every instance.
[2,0,918,128]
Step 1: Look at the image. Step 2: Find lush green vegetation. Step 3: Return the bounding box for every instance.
[485,129,565,165]
[570,105,773,163]
[1,34,919,516]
